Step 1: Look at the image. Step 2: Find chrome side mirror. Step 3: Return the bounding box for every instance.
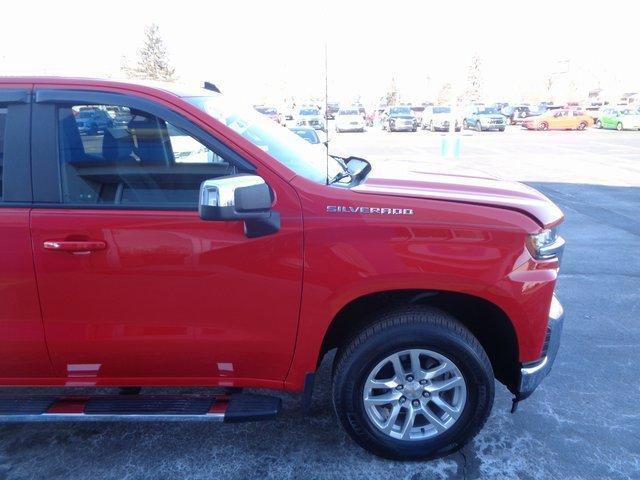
[199,174,280,237]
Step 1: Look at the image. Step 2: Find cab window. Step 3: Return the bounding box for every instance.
[57,104,236,206]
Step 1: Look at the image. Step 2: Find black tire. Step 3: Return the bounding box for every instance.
[332,306,494,460]
[596,119,602,129]
[498,127,505,132]
[577,122,587,131]
[617,122,623,131]
[538,122,549,131]
[476,121,483,132]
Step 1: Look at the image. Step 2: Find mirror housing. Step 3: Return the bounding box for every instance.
[199,174,280,237]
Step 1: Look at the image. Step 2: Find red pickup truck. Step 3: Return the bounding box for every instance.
[0,77,565,459]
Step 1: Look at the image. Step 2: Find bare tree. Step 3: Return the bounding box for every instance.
[122,24,177,82]
[385,77,399,106]
[437,82,452,105]
[463,53,483,103]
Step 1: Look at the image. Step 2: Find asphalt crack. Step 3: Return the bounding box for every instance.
[459,448,468,480]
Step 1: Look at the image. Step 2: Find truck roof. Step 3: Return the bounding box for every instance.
[0,76,213,100]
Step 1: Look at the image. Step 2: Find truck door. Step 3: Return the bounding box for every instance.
[29,88,303,385]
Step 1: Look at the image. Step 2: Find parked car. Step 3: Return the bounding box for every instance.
[383,105,418,132]
[0,76,565,461]
[335,107,365,133]
[74,107,113,134]
[463,106,506,131]
[295,106,325,130]
[501,105,532,125]
[421,106,461,132]
[325,102,340,120]
[596,107,640,131]
[522,109,594,131]
[254,105,282,124]
[525,103,561,118]
[289,125,327,144]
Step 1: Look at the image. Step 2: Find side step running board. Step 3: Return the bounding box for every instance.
[0,393,281,423]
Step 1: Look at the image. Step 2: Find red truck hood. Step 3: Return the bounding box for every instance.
[353,166,563,227]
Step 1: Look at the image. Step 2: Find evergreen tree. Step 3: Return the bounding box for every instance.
[122,24,176,82]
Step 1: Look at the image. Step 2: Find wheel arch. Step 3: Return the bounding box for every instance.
[319,289,520,392]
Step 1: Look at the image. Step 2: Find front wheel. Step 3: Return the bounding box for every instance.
[617,122,624,131]
[577,122,587,131]
[538,122,549,131]
[596,120,602,128]
[332,306,494,460]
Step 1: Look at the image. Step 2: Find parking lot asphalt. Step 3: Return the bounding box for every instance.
[1,126,639,480]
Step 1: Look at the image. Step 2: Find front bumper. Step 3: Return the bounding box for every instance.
[433,121,460,131]
[337,123,364,131]
[516,294,564,400]
[480,122,505,130]
[390,122,415,131]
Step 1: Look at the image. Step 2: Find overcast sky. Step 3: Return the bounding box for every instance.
[1,1,638,104]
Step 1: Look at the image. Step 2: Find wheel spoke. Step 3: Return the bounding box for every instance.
[431,395,461,417]
[419,405,447,432]
[389,353,405,379]
[400,407,417,439]
[381,404,401,434]
[365,378,398,390]
[364,391,402,405]
[424,361,450,380]
[428,376,463,393]
[409,350,423,377]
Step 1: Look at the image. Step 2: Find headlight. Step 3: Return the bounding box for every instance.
[526,227,565,260]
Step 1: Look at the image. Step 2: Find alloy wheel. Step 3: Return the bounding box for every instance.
[362,349,467,441]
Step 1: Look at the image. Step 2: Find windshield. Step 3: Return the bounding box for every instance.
[291,128,320,144]
[299,108,319,115]
[390,106,412,115]
[255,106,277,115]
[433,107,451,114]
[339,109,360,115]
[477,107,499,114]
[186,94,344,184]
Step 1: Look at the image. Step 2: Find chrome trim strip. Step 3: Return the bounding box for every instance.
[0,413,225,423]
[517,295,564,400]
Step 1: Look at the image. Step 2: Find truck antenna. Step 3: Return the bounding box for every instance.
[325,41,329,185]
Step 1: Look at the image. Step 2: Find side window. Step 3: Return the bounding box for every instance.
[0,106,6,199]
[57,104,237,207]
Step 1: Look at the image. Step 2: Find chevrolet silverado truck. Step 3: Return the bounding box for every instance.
[0,77,565,460]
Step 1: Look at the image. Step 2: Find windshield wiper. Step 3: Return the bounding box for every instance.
[329,171,352,184]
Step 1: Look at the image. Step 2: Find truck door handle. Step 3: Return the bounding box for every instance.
[43,240,106,254]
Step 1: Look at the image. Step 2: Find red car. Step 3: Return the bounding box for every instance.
[0,77,565,460]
